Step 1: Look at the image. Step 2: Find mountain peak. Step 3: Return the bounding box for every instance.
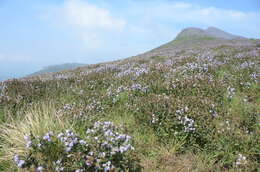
[206,26,221,31]
[176,26,244,41]
[205,26,244,40]
[176,27,207,39]
[149,26,249,52]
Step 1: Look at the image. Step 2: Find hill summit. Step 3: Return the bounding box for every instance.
[176,26,244,40]
[137,26,252,59]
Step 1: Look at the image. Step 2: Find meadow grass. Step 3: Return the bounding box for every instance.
[0,43,259,171]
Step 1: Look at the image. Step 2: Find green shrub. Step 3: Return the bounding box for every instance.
[11,121,140,172]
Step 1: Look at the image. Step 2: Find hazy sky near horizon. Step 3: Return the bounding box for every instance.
[0,0,260,78]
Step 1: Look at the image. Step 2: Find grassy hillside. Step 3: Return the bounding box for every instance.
[137,27,251,61]
[0,38,259,171]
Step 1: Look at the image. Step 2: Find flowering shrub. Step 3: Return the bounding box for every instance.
[12,121,139,171]
[106,83,149,104]
[181,62,209,75]
[1,41,259,171]
[116,66,150,79]
[227,86,236,99]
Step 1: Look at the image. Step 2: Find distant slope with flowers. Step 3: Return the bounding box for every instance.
[0,27,259,171]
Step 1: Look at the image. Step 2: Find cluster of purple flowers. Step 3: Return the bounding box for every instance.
[13,121,134,171]
[176,106,196,133]
[180,116,196,132]
[88,121,134,154]
[116,65,150,78]
[58,130,87,152]
[107,83,149,103]
[130,83,149,92]
[238,61,256,70]
[86,99,103,112]
[227,86,236,99]
[13,155,26,168]
[182,62,209,74]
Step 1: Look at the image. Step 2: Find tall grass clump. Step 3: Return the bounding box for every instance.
[0,103,72,170]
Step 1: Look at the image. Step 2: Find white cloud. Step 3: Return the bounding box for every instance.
[127,1,260,38]
[138,2,254,24]
[61,0,126,31]
[44,0,126,48]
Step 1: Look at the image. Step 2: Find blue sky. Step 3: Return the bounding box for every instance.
[0,0,259,79]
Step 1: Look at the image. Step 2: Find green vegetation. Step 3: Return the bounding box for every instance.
[167,35,216,47]
[0,38,259,171]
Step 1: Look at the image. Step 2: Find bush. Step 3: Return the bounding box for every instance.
[12,121,139,171]
[1,111,140,172]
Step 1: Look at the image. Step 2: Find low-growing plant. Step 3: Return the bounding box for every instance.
[11,121,140,172]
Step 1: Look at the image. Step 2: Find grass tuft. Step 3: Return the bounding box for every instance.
[0,103,73,167]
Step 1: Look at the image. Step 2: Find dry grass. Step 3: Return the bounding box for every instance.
[0,103,73,164]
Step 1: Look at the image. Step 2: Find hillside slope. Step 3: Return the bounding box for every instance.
[135,27,250,60]
[0,27,259,171]
[29,63,86,76]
